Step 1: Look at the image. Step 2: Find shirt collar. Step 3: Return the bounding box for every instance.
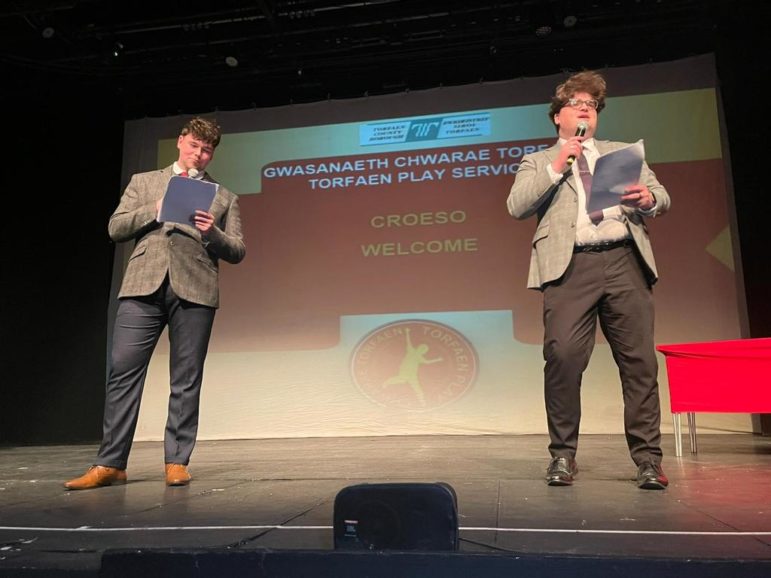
[557,136,597,154]
[172,162,203,179]
[581,137,598,155]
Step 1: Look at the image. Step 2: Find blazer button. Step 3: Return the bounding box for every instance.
[170,240,174,246]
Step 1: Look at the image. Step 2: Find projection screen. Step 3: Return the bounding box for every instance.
[115,54,746,441]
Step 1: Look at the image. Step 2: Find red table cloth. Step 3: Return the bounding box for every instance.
[657,338,771,413]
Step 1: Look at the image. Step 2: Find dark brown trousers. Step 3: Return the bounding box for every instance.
[542,244,663,466]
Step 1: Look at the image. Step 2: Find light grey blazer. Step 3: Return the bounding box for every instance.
[109,165,246,308]
[507,140,670,290]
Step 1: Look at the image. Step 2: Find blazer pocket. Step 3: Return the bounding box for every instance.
[532,223,550,247]
[128,242,148,261]
[195,253,218,273]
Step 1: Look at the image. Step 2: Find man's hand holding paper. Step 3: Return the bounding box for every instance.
[193,209,215,235]
[621,183,656,211]
[586,140,648,213]
[158,175,218,226]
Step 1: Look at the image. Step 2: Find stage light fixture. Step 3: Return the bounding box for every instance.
[225,55,239,68]
[535,23,552,37]
[41,26,55,39]
[560,0,578,29]
[532,4,555,37]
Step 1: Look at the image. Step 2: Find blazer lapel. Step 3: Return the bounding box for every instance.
[154,165,175,191]
[594,140,611,155]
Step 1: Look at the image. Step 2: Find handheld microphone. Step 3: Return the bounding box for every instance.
[566,122,589,166]
[187,167,199,178]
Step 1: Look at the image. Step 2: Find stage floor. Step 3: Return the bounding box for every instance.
[1,434,770,576]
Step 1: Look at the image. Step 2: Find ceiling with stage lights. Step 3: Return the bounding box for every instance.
[2,0,725,116]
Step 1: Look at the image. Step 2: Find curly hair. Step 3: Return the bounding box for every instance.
[179,117,222,148]
[548,70,607,129]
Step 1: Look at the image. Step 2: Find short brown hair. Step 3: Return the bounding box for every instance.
[180,117,222,148]
[548,70,607,130]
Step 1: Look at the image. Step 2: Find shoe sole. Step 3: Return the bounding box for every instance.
[546,477,574,486]
[166,479,191,486]
[64,479,127,490]
[638,480,667,490]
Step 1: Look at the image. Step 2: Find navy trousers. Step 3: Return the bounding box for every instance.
[96,278,215,470]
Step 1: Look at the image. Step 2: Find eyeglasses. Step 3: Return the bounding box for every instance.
[564,98,599,110]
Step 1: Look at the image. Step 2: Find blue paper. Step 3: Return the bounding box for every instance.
[159,176,218,225]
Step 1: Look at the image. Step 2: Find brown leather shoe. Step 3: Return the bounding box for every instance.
[64,466,127,490]
[165,463,192,486]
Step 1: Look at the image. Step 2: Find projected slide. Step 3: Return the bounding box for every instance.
[127,55,743,438]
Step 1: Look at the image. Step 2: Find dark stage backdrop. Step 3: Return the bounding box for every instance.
[112,55,750,441]
[2,86,123,445]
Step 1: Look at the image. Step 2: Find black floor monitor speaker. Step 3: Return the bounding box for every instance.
[333,482,459,551]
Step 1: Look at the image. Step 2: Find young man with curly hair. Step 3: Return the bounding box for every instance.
[508,71,670,490]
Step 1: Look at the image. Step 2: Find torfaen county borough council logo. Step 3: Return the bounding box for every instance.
[350,320,478,411]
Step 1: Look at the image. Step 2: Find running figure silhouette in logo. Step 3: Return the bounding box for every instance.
[382,327,443,406]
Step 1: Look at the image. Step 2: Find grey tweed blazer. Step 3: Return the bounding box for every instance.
[109,165,246,308]
[507,140,670,290]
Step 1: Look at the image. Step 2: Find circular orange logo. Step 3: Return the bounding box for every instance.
[350,320,477,411]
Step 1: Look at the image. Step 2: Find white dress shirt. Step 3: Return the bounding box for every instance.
[547,138,630,246]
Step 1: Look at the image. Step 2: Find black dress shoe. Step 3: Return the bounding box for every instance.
[636,462,668,490]
[546,457,578,486]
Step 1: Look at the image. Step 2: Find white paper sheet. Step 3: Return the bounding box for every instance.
[587,140,645,213]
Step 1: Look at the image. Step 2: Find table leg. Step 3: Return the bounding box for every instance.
[672,413,683,457]
[687,412,698,454]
